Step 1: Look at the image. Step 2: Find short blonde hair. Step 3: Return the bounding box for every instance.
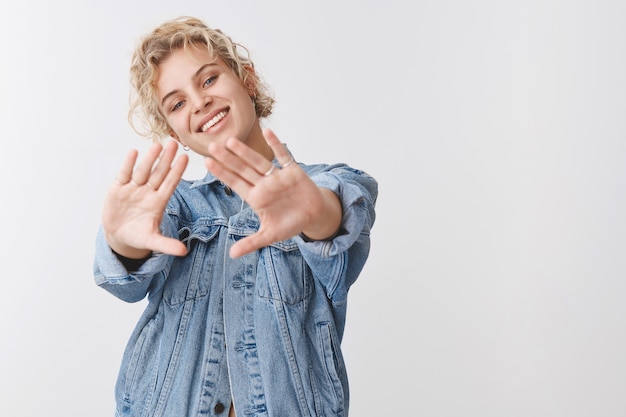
[128,16,275,142]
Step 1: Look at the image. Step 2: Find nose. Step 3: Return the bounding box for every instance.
[191,91,211,114]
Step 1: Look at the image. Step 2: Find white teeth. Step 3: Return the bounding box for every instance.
[201,111,227,132]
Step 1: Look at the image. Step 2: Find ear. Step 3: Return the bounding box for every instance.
[168,129,185,146]
[243,65,258,97]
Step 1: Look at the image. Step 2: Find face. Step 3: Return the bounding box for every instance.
[156,46,268,157]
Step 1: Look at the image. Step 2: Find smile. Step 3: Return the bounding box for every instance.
[200,110,228,132]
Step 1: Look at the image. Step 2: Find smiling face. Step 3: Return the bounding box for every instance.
[156,46,271,159]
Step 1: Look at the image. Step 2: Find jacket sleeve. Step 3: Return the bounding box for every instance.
[92,215,179,303]
[294,164,378,305]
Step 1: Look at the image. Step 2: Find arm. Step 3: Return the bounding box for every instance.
[204,128,378,302]
[94,140,188,302]
[295,164,378,303]
[205,129,349,258]
[299,187,342,241]
[102,140,188,258]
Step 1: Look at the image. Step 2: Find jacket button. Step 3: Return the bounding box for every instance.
[224,186,233,196]
[214,402,225,414]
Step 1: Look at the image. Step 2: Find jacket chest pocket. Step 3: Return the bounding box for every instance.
[163,225,220,306]
[257,242,312,305]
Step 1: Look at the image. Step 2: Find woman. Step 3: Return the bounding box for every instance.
[94,16,377,417]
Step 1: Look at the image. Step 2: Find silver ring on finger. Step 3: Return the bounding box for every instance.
[264,165,275,176]
[281,156,296,168]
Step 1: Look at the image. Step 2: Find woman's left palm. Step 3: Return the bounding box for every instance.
[205,129,328,258]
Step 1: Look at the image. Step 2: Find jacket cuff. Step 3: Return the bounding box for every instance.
[293,172,370,258]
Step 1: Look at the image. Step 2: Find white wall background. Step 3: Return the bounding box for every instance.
[1,1,625,416]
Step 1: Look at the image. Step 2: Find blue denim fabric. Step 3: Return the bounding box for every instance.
[93,162,377,417]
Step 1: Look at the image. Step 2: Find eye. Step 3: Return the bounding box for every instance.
[171,100,185,112]
[203,75,217,88]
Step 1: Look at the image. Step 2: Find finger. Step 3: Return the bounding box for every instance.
[229,233,271,259]
[205,156,253,197]
[115,149,139,185]
[208,139,265,185]
[131,143,164,185]
[223,137,276,177]
[158,152,189,196]
[148,234,188,257]
[262,129,294,166]
[146,141,180,189]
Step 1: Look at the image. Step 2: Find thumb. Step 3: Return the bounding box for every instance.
[149,235,188,257]
[229,234,269,258]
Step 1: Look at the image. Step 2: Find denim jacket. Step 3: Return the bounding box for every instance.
[93,162,377,417]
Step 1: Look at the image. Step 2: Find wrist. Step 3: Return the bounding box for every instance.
[105,234,151,260]
[300,188,342,241]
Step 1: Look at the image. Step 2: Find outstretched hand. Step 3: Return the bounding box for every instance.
[205,129,341,258]
[102,140,189,258]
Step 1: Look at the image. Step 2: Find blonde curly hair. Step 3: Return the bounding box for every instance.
[128,16,275,142]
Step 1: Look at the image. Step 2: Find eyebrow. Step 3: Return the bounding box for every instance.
[160,63,218,107]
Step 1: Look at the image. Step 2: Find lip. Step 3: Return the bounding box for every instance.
[197,108,229,132]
